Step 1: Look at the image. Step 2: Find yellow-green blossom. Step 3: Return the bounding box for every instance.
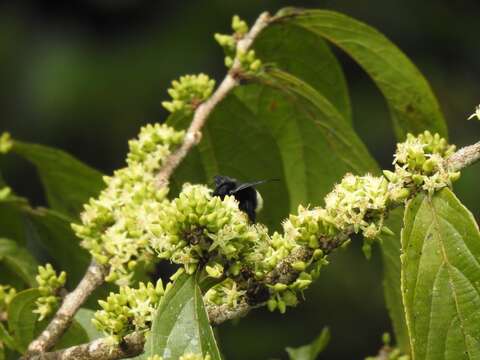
[72,124,184,284]
[34,264,66,321]
[162,74,215,113]
[388,131,458,196]
[92,280,166,341]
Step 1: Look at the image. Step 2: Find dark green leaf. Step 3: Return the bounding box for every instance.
[145,274,221,359]
[282,9,448,140]
[12,140,104,218]
[378,208,409,353]
[401,188,480,359]
[0,322,22,353]
[7,288,41,351]
[285,327,330,360]
[7,288,89,353]
[22,208,90,287]
[0,238,38,287]
[253,21,351,123]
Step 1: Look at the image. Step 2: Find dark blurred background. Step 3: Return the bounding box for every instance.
[1,1,479,359]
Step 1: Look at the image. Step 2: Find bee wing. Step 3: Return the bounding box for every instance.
[231,178,279,193]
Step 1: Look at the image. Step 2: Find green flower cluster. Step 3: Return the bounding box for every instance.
[204,278,246,308]
[92,280,167,341]
[325,174,389,239]
[34,264,66,321]
[0,132,12,154]
[149,184,258,275]
[214,15,262,73]
[386,131,458,196]
[0,285,16,315]
[161,74,215,114]
[72,124,184,284]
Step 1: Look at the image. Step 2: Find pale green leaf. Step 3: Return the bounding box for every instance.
[401,188,480,359]
[144,274,221,359]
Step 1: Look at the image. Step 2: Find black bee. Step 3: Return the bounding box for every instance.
[212,175,277,223]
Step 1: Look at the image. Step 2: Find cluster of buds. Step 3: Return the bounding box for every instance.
[214,15,262,73]
[0,132,12,154]
[0,285,16,315]
[92,280,167,341]
[72,124,185,284]
[33,264,66,321]
[149,184,259,275]
[386,131,458,196]
[161,74,215,114]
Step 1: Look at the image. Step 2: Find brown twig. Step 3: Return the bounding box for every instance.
[26,331,145,360]
[447,141,480,172]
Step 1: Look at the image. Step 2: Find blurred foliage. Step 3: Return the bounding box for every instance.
[0,1,479,359]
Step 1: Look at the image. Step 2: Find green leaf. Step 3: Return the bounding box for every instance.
[74,308,103,341]
[11,140,104,218]
[401,188,480,359]
[253,21,352,123]
[144,274,221,359]
[0,238,38,287]
[7,288,89,352]
[282,9,448,140]
[285,327,330,360]
[0,322,22,353]
[378,207,409,353]
[7,288,41,351]
[22,208,90,287]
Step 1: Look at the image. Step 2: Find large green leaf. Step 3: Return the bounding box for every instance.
[253,21,352,124]
[11,141,104,218]
[401,188,480,359]
[0,238,38,287]
[7,288,89,352]
[285,327,330,360]
[378,207,409,353]
[281,9,448,140]
[144,274,221,359]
